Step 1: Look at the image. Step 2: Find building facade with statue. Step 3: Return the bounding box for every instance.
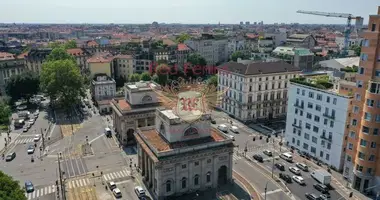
[111,81,162,146]
[135,108,234,200]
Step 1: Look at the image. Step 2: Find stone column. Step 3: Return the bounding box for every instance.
[145,118,148,127]
[145,153,149,181]
[228,152,233,182]
[149,159,153,187]
[141,151,145,176]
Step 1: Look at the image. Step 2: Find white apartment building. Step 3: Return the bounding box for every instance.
[335,36,363,50]
[217,61,300,122]
[185,34,228,65]
[285,81,352,170]
[227,37,246,57]
[258,37,274,53]
[91,74,116,101]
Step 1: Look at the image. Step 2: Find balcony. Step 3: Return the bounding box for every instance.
[292,123,302,129]
[323,113,335,120]
[353,169,375,178]
[294,103,304,109]
[320,135,332,142]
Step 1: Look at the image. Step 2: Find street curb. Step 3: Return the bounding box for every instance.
[233,170,261,200]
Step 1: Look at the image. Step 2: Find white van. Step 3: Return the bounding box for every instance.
[105,127,112,138]
[280,152,293,162]
[230,126,239,133]
[217,124,228,132]
[134,186,145,197]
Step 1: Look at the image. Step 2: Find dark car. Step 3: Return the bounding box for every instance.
[279,173,292,183]
[275,163,285,171]
[211,119,216,124]
[314,183,329,194]
[253,154,263,162]
[25,181,34,193]
[305,193,321,200]
[5,152,16,162]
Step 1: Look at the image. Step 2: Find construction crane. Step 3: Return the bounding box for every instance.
[297,10,363,57]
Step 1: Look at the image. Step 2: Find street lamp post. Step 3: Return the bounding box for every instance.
[264,181,269,200]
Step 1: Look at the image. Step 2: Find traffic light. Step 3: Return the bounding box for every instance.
[349,192,353,198]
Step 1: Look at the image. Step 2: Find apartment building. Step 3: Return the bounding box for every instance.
[176,43,191,71]
[66,48,91,74]
[113,54,134,79]
[87,54,114,78]
[258,36,275,53]
[285,76,352,170]
[272,46,314,72]
[286,34,317,49]
[218,61,300,122]
[0,52,25,98]
[340,6,380,193]
[335,35,363,50]
[185,34,228,65]
[22,48,52,74]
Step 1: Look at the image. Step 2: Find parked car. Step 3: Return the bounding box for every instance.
[23,126,29,132]
[28,119,35,125]
[253,154,263,162]
[230,126,239,133]
[263,150,273,156]
[33,134,41,142]
[279,173,292,183]
[112,188,122,198]
[134,186,146,197]
[289,166,301,175]
[25,181,34,193]
[296,162,309,172]
[108,181,117,190]
[211,118,216,124]
[314,183,329,194]
[5,152,16,162]
[319,194,329,200]
[292,176,306,185]
[275,163,285,171]
[217,124,228,132]
[27,145,35,154]
[305,193,321,200]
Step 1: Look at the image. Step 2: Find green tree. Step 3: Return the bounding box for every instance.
[176,33,191,43]
[47,41,62,49]
[0,171,27,200]
[0,102,11,126]
[141,72,152,81]
[115,76,127,88]
[128,73,141,82]
[187,53,207,66]
[64,40,77,49]
[349,45,361,56]
[5,71,40,102]
[155,64,169,85]
[46,47,75,62]
[231,51,249,62]
[40,59,84,111]
[207,75,218,87]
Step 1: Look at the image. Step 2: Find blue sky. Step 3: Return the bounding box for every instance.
[1,0,379,24]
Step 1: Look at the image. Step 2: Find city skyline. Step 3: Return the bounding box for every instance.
[1,0,379,24]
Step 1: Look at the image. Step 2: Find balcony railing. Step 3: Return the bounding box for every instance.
[323,113,335,120]
[320,135,332,142]
[292,123,302,129]
[294,103,304,109]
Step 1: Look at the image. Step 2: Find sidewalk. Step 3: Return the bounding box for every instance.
[0,131,20,154]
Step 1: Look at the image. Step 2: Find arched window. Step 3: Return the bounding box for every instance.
[160,123,166,136]
[142,95,152,103]
[184,127,198,136]
[194,175,199,185]
[166,180,171,192]
[206,172,211,183]
[181,177,187,189]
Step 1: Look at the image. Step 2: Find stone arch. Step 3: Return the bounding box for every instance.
[181,177,187,189]
[126,128,135,145]
[206,171,212,183]
[193,174,200,186]
[160,122,166,136]
[184,127,198,137]
[165,179,174,193]
[141,95,152,103]
[218,165,228,185]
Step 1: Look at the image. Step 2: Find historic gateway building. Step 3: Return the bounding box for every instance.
[111,81,161,146]
[135,108,234,200]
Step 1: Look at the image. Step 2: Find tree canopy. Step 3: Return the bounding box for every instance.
[40,59,84,111]
[0,102,11,126]
[154,64,169,85]
[46,47,75,62]
[187,53,207,66]
[231,51,249,62]
[175,33,191,43]
[141,72,152,81]
[207,75,218,87]
[48,40,77,50]
[128,74,141,82]
[0,170,27,200]
[349,45,361,56]
[5,71,40,102]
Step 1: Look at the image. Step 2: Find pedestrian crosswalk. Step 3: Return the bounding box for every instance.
[25,185,56,200]
[103,169,130,181]
[67,178,91,189]
[233,152,242,162]
[15,138,35,144]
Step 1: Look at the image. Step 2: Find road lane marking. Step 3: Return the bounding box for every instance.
[48,186,51,193]
[45,187,48,195]
[68,181,72,189]
[261,188,282,196]
[48,123,56,138]
[76,180,80,187]
[117,172,122,177]
[89,133,104,144]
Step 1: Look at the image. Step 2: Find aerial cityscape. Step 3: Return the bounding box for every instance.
[0,2,380,200]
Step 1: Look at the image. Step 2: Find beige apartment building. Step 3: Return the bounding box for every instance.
[341,6,380,193]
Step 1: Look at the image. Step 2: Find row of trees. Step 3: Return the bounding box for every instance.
[48,40,77,49]
[0,170,27,200]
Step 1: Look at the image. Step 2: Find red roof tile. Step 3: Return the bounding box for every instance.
[66,48,84,56]
[0,52,15,61]
[177,43,190,51]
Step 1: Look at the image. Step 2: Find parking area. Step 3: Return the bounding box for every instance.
[104,179,152,200]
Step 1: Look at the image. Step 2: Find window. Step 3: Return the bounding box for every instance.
[316,105,321,111]
[304,133,310,140]
[317,94,322,100]
[359,67,365,75]
[320,151,324,158]
[194,161,199,166]
[376,114,380,123]
[326,154,329,160]
[360,139,367,147]
[181,178,187,189]
[303,143,309,150]
[324,119,328,125]
[307,102,313,109]
[367,99,374,107]
[302,90,305,96]
[182,164,187,169]
[348,143,353,150]
[307,113,312,119]
[367,168,373,175]
[376,70,380,77]
[333,98,337,105]
[329,121,334,128]
[353,106,359,113]
[352,119,357,126]
[349,131,355,138]
[207,159,211,163]
[297,88,300,94]
[358,152,365,160]
[369,155,375,161]
[371,142,376,148]
[346,155,352,162]
[313,126,319,133]
[357,80,363,88]
[362,126,370,134]
[374,128,379,136]
[361,53,368,61]
[326,96,330,103]
[166,180,172,192]
[312,136,317,143]
[356,165,363,172]
[314,116,320,122]
[194,175,199,185]
[364,112,372,121]
[371,23,376,31]
[309,92,314,98]
[206,172,211,182]
[305,123,311,129]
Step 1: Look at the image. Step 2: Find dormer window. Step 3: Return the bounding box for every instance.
[184,127,198,136]
[142,95,152,103]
